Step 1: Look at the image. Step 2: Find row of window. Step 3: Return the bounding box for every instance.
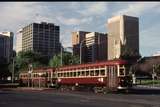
[57,69,106,78]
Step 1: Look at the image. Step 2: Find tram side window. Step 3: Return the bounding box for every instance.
[90,70,94,76]
[100,70,105,76]
[95,70,99,76]
[58,73,61,77]
[64,73,67,77]
[70,72,73,77]
[74,72,76,77]
[82,71,85,76]
[86,71,89,76]
[77,72,81,77]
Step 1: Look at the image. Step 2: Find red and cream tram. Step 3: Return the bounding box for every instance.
[19,59,132,93]
[55,59,132,92]
[19,67,56,88]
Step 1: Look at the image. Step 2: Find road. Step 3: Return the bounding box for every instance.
[0,89,160,107]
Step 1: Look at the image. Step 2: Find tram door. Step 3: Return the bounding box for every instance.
[107,66,117,89]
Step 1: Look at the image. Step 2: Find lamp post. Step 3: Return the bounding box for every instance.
[38,73,42,88]
[152,64,157,87]
[12,57,15,83]
[130,57,143,85]
[28,64,33,87]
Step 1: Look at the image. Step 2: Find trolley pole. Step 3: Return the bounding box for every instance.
[80,42,82,64]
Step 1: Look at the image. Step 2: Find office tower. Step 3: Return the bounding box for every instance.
[107,15,139,60]
[0,32,14,63]
[72,31,107,63]
[16,29,22,54]
[85,32,107,62]
[0,34,11,63]
[22,22,61,58]
[72,31,90,63]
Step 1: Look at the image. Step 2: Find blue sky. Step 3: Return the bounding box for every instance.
[0,2,160,57]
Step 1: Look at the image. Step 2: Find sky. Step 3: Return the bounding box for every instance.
[0,2,160,57]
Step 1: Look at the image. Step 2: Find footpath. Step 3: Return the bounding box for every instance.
[0,87,54,92]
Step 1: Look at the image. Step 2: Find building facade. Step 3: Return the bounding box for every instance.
[22,22,61,58]
[107,15,139,60]
[72,31,90,63]
[16,29,22,54]
[85,32,108,62]
[0,32,14,63]
[0,34,11,63]
[72,31,107,63]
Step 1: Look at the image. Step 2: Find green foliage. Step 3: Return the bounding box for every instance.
[49,52,80,67]
[49,54,61,67]
[14,51,49,73]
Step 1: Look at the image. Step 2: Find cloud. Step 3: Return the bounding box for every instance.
[113,2,160,16]
[78,2,108,16]
[57,16,93,26]
[140,22,160,56]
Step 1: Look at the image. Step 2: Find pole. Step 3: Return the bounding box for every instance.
[39,76,40,88]
[60,41,63,66]
[12,58,14,83]
[152,65,155,87]
[80,42,82,64]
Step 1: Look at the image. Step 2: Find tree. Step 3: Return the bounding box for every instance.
[14,51,49,73]
[49,54,61,67]
[49,52,80,68]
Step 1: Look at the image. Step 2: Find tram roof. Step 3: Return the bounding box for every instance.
[56,59,128,71]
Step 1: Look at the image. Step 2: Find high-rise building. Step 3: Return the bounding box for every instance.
[72,31,90,63]
[0,34,12,63]
[22,22,61,58]
[85,32,108,62]
[0,32,14,63]
[72,31,107,63]
[107,15,139,60]
[16,29,22,54]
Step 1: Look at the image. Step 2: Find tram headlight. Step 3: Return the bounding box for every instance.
[98,78,104,82]
[58,78,61,82]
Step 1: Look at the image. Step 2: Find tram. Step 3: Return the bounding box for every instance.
[19,59,133,93]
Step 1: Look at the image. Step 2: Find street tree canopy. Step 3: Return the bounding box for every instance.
[49,52,80,68]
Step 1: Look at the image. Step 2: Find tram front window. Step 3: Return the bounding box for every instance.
[119,69,125,76]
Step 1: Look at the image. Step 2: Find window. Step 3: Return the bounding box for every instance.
[81,71,85,76]
[90,70,94,76]
[58,73,61,77]
[119,69,125,76]
[67,72,69,77]
[77,72,81,77]
[95,70,99,76]
[73,72,76,77]
[86,71,89,76]
[100,70,105,76]
[64,73,67,77]
[70,72,73,77]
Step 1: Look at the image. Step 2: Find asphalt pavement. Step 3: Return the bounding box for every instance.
[0,88,160,107]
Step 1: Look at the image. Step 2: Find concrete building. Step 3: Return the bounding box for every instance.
[0,34,11,63]
[22,22,61,58]
[0,32,14,63]
[107,15,139,60]
[16,29,22,54]
[85,32,107,62]
[72,31,107,63]
[72,31,90,63]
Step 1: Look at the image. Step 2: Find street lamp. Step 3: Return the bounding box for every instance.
[38,73,43,88]
[28,64,33,87]
[130,57,143,85]
[12,57,15,83]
